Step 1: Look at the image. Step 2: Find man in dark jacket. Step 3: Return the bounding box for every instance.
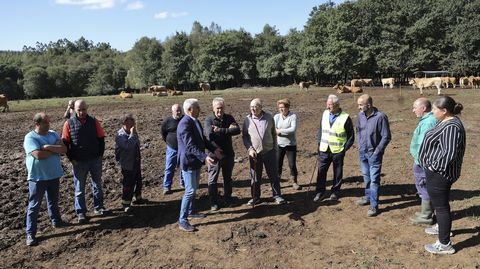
[204,97,241,210]
[177,98,222,232]
[61,100,106,224]
[160,103,184,194]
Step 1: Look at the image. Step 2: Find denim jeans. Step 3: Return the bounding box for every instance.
[207,155,234,205]
[278,145,298,178]
[26,178,61,236]
[413,163,429,201]
[163,146,183,190]
[72,157,104,215]
[249,149,281,199]
[425,169,452,244]
[359,151,383,208]
[179,169,200,224]
[316,149,345,193]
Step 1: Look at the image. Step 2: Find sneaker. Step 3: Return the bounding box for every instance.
[274,196,286,205]
[123,206,132,213]
[313,192,326,202]
[77,213,87,224]
[188,213,206,219]
[94,208,107,216]
[367,207,378,217]
[329,192,339,201]
[163,189,172,195]
[132,197,148,204]
[247,198,261,206]
[26,234,38,246]
[210,204,219,211]
[292,183,302,190]
[425,240,455,255]
[425,224,453,236]
[179,222,196,232]
[356,197,370,206]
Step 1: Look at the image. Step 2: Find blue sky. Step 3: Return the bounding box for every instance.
[1,0,339,52]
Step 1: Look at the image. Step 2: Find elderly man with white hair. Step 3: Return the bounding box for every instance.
[204,97,241,211]
[314,94,354,202]
[176,98,222,232]
[242,98,285,206]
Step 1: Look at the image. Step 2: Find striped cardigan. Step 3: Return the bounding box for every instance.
[419,117,466,183]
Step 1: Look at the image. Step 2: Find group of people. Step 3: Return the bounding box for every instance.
[23,94,466,255]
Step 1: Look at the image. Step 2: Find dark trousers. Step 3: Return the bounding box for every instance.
[249,149,281,198]
[121,162,142,206]
[207,155,235,205]
[425,169,452,245]
[316,149,345,194]
[278,145,298,180]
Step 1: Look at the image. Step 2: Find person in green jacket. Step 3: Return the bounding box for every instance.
[409,97,437,224]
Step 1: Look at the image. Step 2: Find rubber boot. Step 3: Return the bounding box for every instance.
[410,200,434,225]
[208,184,218,209]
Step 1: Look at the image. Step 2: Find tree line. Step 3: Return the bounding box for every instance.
[1,0,479,100]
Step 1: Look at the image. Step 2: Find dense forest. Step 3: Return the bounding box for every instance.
[1,0,479,99]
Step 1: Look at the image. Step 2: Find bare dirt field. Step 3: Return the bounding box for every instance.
[0,86,479,269]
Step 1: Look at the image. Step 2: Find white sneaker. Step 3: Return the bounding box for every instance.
[94,208,107,216]
[425,240,455,255]
[425,224,453,236]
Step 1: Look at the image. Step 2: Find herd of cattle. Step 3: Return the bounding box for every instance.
[1,77,479,111]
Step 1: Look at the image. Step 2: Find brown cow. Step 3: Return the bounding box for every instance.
[459,77,469,88]
[299,81,312,91]
[0,94,9,112]
[350,79,363,87]
[361,79,374,86]
[152,91,168,96]
[468,76,480,89]
[199,82,211,94]
[148,85,167,93]
[441,77,457,88]
[119,91,133,99]
[167,89,183,96]
[333,83,363,94]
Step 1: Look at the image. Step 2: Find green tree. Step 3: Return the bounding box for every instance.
[23,66,49,98]
[125,37,163,89]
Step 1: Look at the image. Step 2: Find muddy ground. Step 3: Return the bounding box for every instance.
[0,86,479,269]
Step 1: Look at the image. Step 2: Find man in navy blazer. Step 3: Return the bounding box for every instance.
[177,98,222,232]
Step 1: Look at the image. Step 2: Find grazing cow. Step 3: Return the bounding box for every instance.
[299,81,313,90]
[441,77,457,88]
[119,91,133,99]
[0,94,9,112]
[408,77,443,95]
[459,77,470,88]
[468,76,480,89]
[148,85,167,93]
[333,83,363,94]
[361,79,374,86]
[199,82,211,94]
[381,78,395,89]
[167,89,183,96]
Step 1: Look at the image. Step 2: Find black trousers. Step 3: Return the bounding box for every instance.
[278,145,298,179]
[425,169,452,244]
[316,149,345,193]
[121,162,142,205]
[207,155,234,205]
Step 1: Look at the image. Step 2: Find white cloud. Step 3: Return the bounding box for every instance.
[154,11,168,19]
[154,11,188,20]
[126,1,144,10]
[55,0,114,9]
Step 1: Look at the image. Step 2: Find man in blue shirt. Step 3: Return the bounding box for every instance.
[355,94,391,217]
[24,112,67,246]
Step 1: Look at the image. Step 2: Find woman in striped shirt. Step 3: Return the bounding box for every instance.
[419,96,466,255]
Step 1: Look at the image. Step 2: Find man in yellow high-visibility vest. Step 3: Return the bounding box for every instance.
[314,94,354,202]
